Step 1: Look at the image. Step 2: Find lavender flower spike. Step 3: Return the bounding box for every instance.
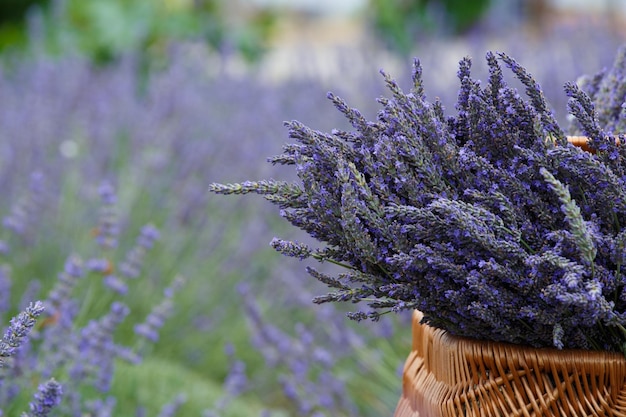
[271,238,312,260]
[119,223,160,279]
[540,167,597,265]
[0,301,44,365]
[23,378,63,417]
[135,276,185,343]
[95,181,119,250]
[157,393,186,417]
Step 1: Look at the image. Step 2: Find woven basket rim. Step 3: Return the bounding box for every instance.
[412,310,626,365]
[395,311,626,417]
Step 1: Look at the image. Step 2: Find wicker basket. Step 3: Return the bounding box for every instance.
[394,311,626,417]
[561,135,620,153]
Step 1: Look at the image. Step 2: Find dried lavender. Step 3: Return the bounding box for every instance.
[212,46,626,352]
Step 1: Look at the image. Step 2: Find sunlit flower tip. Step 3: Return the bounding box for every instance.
[27,378,62,417]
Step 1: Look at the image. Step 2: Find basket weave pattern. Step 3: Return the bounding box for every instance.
[394,311,626,417]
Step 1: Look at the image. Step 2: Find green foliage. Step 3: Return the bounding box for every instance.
[0,0,277,65]
[0,0,48,23]
[112,357,267,416]
[0,0,49,51]
[368,0,492,54]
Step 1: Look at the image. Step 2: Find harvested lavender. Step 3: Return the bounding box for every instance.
[211,46,626,352]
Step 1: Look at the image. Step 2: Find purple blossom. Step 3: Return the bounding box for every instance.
[119,224,160,279]
[102,275,128,295]
[95,182,119,250]
[0,265,11,316]
[134,276,184,344]
[73,301,131,392]
[237,283,359,414]
[157,394,186,417]
[25,378,62,417]
[84,397,116,417]
[45,255,84,314]
[2,172,46,238]
[85,258,112,274]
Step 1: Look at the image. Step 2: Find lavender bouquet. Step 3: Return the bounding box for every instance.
[211,46,626,353]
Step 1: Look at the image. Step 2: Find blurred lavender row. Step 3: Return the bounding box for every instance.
[0,16,623,415]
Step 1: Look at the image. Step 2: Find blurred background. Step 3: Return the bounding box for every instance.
[0,1,625,416]
[2,0,625,73]
[1,0,624,114]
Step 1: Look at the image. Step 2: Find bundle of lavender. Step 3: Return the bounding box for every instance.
[211,47,626,353]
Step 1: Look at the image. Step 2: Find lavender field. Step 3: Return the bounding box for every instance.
[0,7,625,416]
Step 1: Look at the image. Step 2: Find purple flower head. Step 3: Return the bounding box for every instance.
[0,240,9,256]
[0,265,11,315]
[2,171,47,237]
[98,181,117,206]
[95,182,119,250]
[103,275,128,295]
[138,224,160,249]
[27,378,62,417]
[119,224,161,279]
[157,394,186,417]
[133,323,159,343]
[86,258,113,274]
[63,256,84,278]
[71,301,130,392]
[46,256,84,313]
[134,276,183,344]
